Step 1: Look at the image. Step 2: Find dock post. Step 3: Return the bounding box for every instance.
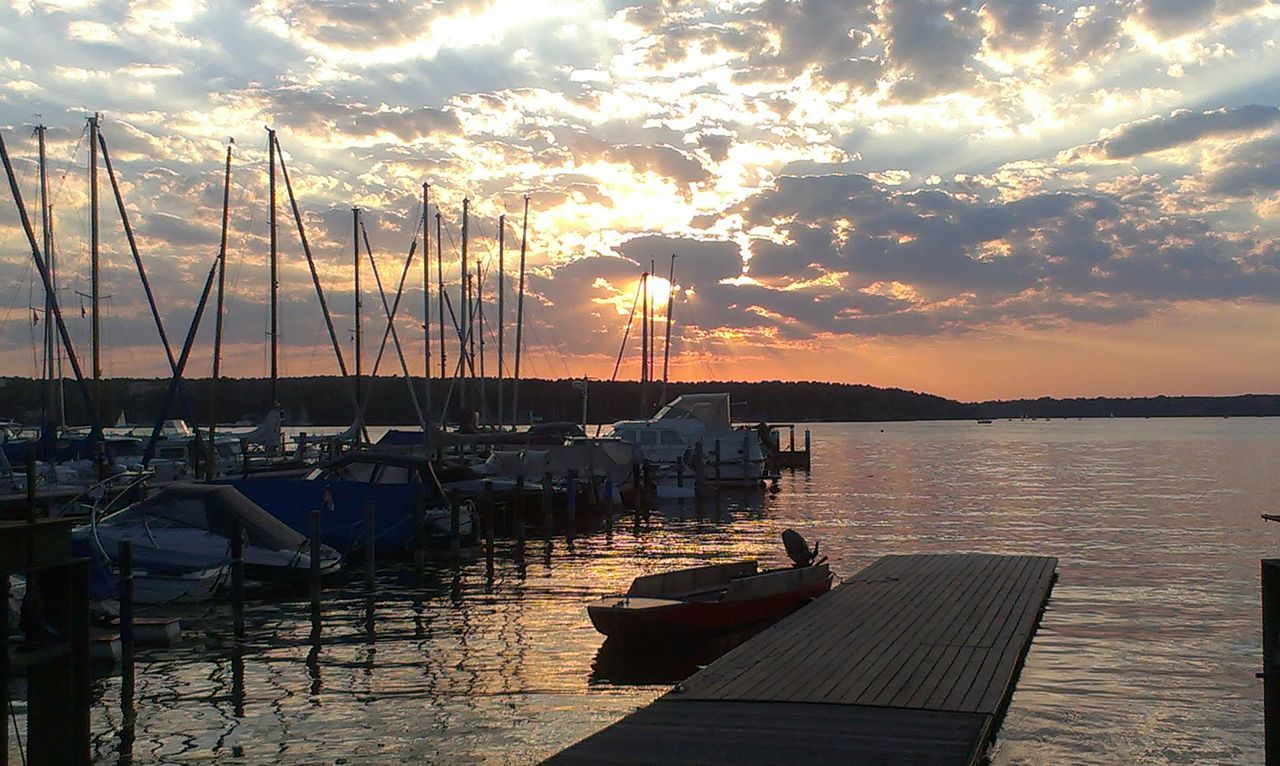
[714,438,722,484]
[119,541,135,725]
[309,510,322,632]
[565,469,577,539]
[1264,559,1280,764]
[25,451,36,517]
[604,479,615,534]
[676,458,684,489]
[789,425,795,452]
[449,490,462,559]
[542,471,554,536]
[363,500,376,593]
[804,428,811,468]
[412,495,425,574]
[742,432,750,478]
[230,521,245,643]
[514,475,526,544]
[482,481,495,574]
[0,560,7,766]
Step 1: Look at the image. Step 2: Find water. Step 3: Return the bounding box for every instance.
[52,419,1280,762]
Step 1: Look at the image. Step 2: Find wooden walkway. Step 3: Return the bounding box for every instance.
[545,553,1057,765]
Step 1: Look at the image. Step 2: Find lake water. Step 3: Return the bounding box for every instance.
[63,418,1276,763]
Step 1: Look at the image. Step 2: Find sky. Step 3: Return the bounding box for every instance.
[1,0,1280,402]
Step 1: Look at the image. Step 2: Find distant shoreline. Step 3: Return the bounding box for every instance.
[2,375,1277,426]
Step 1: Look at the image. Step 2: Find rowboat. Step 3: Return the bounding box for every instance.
[587,530,833,641]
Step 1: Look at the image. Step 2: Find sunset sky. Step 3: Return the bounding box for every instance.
[2,0,1280,401]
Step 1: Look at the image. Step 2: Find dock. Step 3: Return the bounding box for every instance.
[546,552,1057,765]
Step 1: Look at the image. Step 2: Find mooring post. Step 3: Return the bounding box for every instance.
[714,438,722,484]
[641,460,652,516]
[412,495,425,573]
[804,428,811,457]
[119,541,135,725]
[449,490,461,559]
[1264,559,1280,765]
[742,432,751,477]
[0,559,7,766]
[604,478,615,534]
[514,475,526,544]
[25,451,36,518]
[309,510,322,630]
[542,471,554,536]
[363,500,376,593]
[482,480,495,573]
[789,425,795,452]
[230,521,244,643]
[676,457,684,489]
[565,469,577,539]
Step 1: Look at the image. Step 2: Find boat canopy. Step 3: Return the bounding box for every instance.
[653,393,732,429]
[101,482,308,553]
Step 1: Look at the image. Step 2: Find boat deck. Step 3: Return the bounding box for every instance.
[545,552,1058,765]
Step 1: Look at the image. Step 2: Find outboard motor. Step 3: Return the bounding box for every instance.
[783,528,826,568]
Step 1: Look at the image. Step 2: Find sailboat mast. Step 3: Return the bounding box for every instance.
[209,142,232,478]
[460,197,469,418]
[267,127,279,406]
[89,113,101,413]
[422,182,432,444]
[649,258,656,386]
[640,270,649,416]
[436,211,445,382]
[477,263,485,425]
[661,253,677,404]
[497,213,505,429]
[353,207,362,414]
[36,125,54,428]
[512,196,529,425]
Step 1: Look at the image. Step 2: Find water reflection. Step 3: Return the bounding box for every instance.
[64,419,1279,764]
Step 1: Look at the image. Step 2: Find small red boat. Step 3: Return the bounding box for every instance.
[587,530,833,641]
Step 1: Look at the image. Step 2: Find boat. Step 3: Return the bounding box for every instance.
[74,483,342,591]
[587,529,832,641]
[223,450,471,556]
[607,393,767,485]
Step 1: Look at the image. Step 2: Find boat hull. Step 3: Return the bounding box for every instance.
[588,571,832,641]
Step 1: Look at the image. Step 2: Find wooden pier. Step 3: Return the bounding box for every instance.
[546,552,1057,766]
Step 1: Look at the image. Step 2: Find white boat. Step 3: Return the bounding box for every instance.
[608,394,767,484]
[131,565,227,605]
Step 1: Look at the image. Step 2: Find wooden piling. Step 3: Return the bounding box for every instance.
[542,471,554,536]
[565,469,577,539]
[0,559,7,766]
[119,541,135,724]
[514,475,526,544]
[309,510,321,630]
[230,521,244,643]
[1264,559,1280,765]
[363,500,376,592]
[741,432,750,476]
[449,490,462,559]
[412,495,425,573]
[631,462,642,510]
[604,479,615,534]
[482,481,495,572]
[789,425,795,452]
[714,438,722,483]
[804,429,811,459]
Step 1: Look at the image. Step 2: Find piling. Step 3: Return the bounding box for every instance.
[119,541,135,724]
[565,469,577,539]
[714,439,722,484]
[25,451,36,518]
[1264,559,1280,764]
[542,471,554,536]
[514,475,526,544]
[604,478,615,534]
[230,522,244,642]
[449,490,462,559]
[789,426,795,452]
[631,462,642,511]
[0,560,7,764]
[412,495,425,573]
[482,481,495,573]
[676,458,685,489]
[804,429,811,461]
[363,501,376,592]
[742,432,750,477]
[309,510,321,630]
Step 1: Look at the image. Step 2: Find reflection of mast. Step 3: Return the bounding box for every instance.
[661,254,677,404]
[512,196,529,426]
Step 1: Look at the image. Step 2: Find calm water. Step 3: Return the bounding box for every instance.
[51,419,1280,763]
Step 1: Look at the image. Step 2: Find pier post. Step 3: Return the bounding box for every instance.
[309,510,321,631]
[25,452,35,517]
[714,439,722,484]
[0,560,6,766]
[1264,559,1280,764]
[631,462,642,511]
[676,458,684,489]
[412,495,425,574]
[804,429,811,466]
[604,479,615,534]
[514,475,526,544]
[641,461,652,516]
[363,500,376,593]
[482,481,495,574]
[449,490,461,559]
[542,471,554,536]
[565,469,577,540]
[119,541,135,725]
[742,432,750,478]
[789,426,795,452]
[230,521,244,643]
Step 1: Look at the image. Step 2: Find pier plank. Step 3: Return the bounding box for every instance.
[543,552,1057,766]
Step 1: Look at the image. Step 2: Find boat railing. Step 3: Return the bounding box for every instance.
[628,560,758,599]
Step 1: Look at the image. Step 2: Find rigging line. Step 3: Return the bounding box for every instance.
[0,258,35,334]
[357,220,423,427]
[609,277,643,382]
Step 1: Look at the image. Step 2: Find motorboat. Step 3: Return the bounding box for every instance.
[608,393,767,485]
[587,529,832,641]
[74,483,341,595]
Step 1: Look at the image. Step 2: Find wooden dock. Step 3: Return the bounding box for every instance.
[546,553,1057,765]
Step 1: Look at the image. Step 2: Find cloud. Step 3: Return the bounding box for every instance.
[1064,106,1280,161]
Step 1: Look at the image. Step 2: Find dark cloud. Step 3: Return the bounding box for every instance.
[1066,106,1280,161]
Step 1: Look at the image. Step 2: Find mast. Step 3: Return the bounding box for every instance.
[267,127,279,406]
[661,253,677,404]
[353,207,362,418]
[436,211,445,382]
[209,142,232,478]
[460,197,469,419]
[640,270,649,416]
[512,196,529,425]
[649,258,656,386]
[477,263,485,425]
[89,113,101,414]
[48,205,65,428]
[36,125,53,434]
[422,182,432,444]
[497,213,505,429]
